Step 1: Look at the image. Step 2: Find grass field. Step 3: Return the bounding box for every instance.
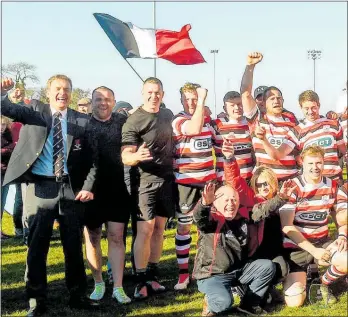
[1,213,347,317]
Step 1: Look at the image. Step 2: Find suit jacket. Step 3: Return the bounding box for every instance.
[1,96,97,193]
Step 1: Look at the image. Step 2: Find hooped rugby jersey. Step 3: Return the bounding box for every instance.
[246,108,299,181]
[285,118,345,179]
[279,175,347,249]
[212,116,254,182]
[172,111,217,185]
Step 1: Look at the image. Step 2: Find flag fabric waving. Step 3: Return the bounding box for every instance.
[93,13,206,65]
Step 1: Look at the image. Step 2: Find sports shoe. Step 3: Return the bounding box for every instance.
[146,280,166,293]
[112,287,131,304]
[134,282,148,300]
[174,276,190,290]
[320,284,337,305]
[237,304,268,316]
[89,282,105,301]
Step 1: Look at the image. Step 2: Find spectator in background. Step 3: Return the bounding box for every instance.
[1,116,16,239]
[77,97,92,115]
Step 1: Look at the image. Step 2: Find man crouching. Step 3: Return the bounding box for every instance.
[193,179,276,316]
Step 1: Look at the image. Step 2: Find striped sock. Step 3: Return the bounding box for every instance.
[175,231,192,283]
[321,265,346,285]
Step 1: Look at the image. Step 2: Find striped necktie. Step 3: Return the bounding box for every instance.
[53,112,64,177]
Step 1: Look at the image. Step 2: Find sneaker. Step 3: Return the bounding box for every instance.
[174,276,190,290]
[89,282,105,301]
[112,287,131,304]
[134,282,148,300]
[320,284,337,305]
[146,280,166,293]
[237,304,267,316]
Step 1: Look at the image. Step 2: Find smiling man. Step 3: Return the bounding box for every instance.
[121,77,175,300]
[1,75,99,316]
[82,86,132,304]
[255,90,346,181]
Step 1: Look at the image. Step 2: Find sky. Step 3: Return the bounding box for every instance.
[2,1,347,117]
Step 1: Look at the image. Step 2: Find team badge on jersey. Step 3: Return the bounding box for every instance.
[321,195,330,204]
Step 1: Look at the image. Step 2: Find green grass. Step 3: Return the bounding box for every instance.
[1,213,347,316]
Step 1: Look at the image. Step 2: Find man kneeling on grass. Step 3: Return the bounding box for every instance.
[192,153,279,315]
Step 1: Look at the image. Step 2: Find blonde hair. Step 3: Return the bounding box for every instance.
[179,82,200,97]
[1,116,12,129]
[46,74,72,90]
[300,145,325,161]
[250,166,279,195]
[298,90,319,106]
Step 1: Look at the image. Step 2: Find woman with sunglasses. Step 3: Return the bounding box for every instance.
[223,137,296,289]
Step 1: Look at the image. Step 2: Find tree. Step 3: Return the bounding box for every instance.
[2,62,39,90]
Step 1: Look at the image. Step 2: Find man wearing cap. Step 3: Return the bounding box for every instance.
[253,86,268,114]
[212,91,255,184]
[77,97,92,115]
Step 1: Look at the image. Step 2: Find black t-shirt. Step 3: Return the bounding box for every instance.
[122,107,174,182]
[87,113,128,194]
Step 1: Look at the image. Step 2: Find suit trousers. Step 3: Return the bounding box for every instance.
[24,178,87,300]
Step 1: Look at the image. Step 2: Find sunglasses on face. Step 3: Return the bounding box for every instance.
[256,181,269,189]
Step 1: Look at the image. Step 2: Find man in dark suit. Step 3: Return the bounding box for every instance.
[1,76,99,316]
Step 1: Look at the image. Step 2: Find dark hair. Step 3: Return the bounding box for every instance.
[144,77,163,90]
[263,86,283,100]
[92,86,115,98]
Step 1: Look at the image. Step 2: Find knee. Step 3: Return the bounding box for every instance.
[332,252,348,273]
[107,232,124,247]
[177,223,191,235]
[260,259,277,279]
[208,293,232,313]
[284,282,306,307]
[85,229,101,247]
[137,226,154,240]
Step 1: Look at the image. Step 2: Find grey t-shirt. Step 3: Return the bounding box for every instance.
[122,107,174,182]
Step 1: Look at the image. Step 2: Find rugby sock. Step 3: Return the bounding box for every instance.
[321,265,346,285]
[175,231,192,283]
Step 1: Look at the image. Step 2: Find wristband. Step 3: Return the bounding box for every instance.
[338,233,347,240]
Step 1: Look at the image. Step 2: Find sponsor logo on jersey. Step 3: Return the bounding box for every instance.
[193,138,212,150]
[298,211,328,222]
[268,136,284,148]
[305,137,333,148]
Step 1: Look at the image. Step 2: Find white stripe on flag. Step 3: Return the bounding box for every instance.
[125,23,157,58]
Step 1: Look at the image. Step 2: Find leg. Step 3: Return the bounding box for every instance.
[174,184,200,289]
[25,182,58,301]
[1,183,10,238]
[13,183,24,234]
[107,221,131,304]
[283,272,307,307]
[107,222,126,287]
[197,273,235,314]
[239,260,276,306]
[148,216,167,264]
[83,226,103,282]
[21,183,29,245]
[134,220,155,271]
[58,183,87,298]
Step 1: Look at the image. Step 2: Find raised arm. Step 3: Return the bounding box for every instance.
[240,52,263,116]
[179,87,207,136]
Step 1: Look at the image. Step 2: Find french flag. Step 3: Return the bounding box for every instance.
[94,13,206,65]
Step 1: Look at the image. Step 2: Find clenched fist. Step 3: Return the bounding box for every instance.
[247,52,263,66]
[196,87,208,103]
[1,78,15,96]
[254,124,266,140]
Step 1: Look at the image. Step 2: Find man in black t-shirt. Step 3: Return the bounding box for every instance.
[122,77,175,300]
[83,86,132,304]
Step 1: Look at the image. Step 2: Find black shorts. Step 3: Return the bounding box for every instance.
[284,238,333,273]
[138,179,176,221]
[175,184,202,225]
[84,189,131,229]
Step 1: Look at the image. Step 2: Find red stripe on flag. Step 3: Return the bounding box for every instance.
[155,24,205,65]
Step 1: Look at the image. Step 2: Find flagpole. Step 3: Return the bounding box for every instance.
[123,58,144,83]
[153,1,157,77]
